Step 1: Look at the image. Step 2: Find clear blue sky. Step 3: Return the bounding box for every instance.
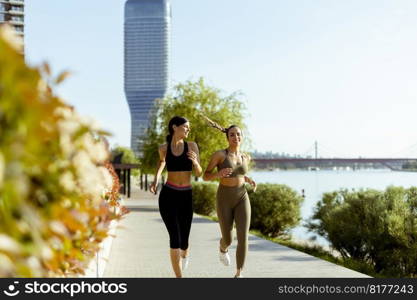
[25,0,417,158]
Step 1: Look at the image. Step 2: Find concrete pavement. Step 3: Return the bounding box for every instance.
[103,186,369,278]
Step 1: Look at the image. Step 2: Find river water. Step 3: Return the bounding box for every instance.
[249,169,417,246]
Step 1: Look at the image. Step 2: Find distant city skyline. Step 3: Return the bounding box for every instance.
[124,0,171,154]
[23,0,417,158]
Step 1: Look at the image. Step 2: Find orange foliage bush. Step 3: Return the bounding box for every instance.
[0,25,127,277]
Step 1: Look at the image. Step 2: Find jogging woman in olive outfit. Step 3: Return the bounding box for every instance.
[202,117,256,278]
[150,116,202,278]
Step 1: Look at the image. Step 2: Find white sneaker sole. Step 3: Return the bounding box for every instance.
[181,256,189,271]
[219,251,231,266]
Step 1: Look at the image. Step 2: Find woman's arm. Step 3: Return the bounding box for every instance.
[187,142,203,177]
[244,175,256,186]
[150,145,166,194]
[243,153,257,191]
[203,151,232,181]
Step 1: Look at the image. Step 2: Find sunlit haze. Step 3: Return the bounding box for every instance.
[24,0,417,158]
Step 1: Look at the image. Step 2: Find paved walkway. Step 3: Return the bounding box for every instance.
[104,186,369,278]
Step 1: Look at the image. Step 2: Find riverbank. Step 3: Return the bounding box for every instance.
[249,169,417,244]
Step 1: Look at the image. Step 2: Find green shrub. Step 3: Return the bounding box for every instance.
[248,183,304,237]
[0,26,122,277]
[307,186,417,277]
[192,182,217,216]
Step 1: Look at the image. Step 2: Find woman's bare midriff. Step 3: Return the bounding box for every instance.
[220,177,245,187]
[167,171,193,186]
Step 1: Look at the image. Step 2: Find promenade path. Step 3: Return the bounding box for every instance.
[104,186,369,278]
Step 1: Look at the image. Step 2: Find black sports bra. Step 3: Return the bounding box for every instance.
[166,142,193,172]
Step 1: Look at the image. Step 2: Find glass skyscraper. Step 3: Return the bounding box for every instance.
[124,0,171,154]
[0,0,24,51]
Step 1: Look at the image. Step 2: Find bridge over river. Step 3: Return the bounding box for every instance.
[252,158,417,170]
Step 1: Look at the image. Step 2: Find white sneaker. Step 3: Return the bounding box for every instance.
[234,274,243,278]
[181,256,189,271]
[219,250,231,266]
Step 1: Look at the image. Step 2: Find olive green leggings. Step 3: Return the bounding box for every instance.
[216,184,251,269]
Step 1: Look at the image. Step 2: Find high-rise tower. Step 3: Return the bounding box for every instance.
[0,0,24,51]
[124,0,171,154]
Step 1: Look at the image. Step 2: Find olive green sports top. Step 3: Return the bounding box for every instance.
[217,149,248,177]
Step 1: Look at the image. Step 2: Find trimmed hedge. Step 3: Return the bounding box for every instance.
[192,182,303,237]
[307,186,417,277]
[248,183,304,237]
[192,182,217,216]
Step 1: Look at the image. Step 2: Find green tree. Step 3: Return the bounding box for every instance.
[139,78,250,175]
[111,146,139,164]
[307,186,417,277]
[139,113,165,174]
[111,146,140,176]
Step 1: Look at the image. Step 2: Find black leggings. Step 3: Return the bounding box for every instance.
[158,184,193,250]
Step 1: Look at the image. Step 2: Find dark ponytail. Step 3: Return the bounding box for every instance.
[166,116,189,144]
[201,115,241,138]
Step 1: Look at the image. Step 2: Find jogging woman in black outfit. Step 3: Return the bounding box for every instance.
[150,116,202,278]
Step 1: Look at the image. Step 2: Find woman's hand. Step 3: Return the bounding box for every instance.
[217,168,233,178]
[245,176,257,192]
[149,182,158,195]
[187,150,199,165]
